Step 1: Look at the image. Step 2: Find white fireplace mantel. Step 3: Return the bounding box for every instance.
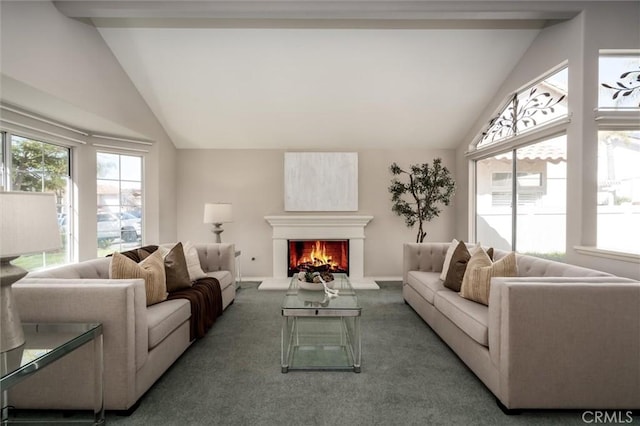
[265,215,372,239]
[261,215,377,289]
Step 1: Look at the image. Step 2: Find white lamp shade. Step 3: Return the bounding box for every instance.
[203,203,233,224]
[0,192,61,257]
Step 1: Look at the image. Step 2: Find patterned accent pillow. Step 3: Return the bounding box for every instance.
[183,241,207,281]
[460,251,517,305]
[163,242,193,292]
[110,251,167,306]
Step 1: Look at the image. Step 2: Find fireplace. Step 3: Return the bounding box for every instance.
[263,215,376,289]
[288,239,349,276]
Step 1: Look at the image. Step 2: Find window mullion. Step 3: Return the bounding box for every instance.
[511,150,517,252]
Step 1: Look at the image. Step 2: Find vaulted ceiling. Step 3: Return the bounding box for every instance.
[33,2,583,149]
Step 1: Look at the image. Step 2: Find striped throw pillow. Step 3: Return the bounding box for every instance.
[460,250,517,305]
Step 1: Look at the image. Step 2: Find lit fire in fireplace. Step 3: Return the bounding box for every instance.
[305,241,336,268]
[288,240,348,275]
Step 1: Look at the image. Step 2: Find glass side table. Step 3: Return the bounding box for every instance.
[1,323,104,425]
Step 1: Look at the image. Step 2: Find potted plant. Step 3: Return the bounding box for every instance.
[388,158,456,243]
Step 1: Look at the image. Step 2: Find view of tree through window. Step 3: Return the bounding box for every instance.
[97,152,143,256]
[7,135,70,270]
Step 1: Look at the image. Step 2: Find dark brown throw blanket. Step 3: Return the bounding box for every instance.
[167,277,223,340]
[113,245,223,340]
[109,245,159,262]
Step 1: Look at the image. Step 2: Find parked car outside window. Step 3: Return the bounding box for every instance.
[97,212,141,244]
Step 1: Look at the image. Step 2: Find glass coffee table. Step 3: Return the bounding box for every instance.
[1,323,104,425]
[281,274,361,373]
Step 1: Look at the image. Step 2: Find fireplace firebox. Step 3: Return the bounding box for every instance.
[288,240,349,276]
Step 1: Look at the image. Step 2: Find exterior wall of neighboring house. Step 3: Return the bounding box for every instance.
[476,152,567,254]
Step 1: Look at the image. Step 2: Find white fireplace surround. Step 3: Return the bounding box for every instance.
[260,215,378,289]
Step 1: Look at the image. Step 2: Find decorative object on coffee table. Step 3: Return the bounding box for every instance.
[0,192,61,352]
[203,202,233,243]
[388,158,456,242]
[296,270,338,296]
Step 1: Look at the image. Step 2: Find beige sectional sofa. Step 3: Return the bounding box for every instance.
[10,243,236,412]
[403,242,640,411]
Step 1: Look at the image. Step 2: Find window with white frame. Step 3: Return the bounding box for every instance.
[478,68,568,148]
[96,151,143,256]
[0,132,5,190]
[470,66,568,260]
[597,52,640,254]
[1,132,72,270]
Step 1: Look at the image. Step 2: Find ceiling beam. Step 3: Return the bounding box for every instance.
[54,1,580,28]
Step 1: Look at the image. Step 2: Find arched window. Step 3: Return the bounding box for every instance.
[476,67,568,149]
[468,65,569,259]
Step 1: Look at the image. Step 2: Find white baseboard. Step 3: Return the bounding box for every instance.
[241,277,272,282]
[245,276,401,283]
[257,277,380,290]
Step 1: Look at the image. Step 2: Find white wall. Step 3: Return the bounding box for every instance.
[176,149,456,278]
[0,1,178,259]
[455,2,640,279]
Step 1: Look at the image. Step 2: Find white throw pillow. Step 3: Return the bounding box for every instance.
[440,239,459,281]
[183,241,207,281]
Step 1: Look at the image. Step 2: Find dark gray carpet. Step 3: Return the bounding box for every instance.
[14,282,638,425]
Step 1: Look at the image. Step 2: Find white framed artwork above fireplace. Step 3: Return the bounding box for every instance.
[259,215,378,290]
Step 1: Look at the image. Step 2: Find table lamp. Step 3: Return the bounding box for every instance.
[203,203,233,243]
[0,192,61,352]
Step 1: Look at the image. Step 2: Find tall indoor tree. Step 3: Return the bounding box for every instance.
[389,158,456,243]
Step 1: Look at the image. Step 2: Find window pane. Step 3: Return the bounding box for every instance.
[515,135,567,260]
[97,179,120,210]
[478,67,568,149]
[517,172,543,187]
[10,135,71,270]
[478,101,516,147]
[492,172,512,188]
[597,130,640,253]
[120,155,141,181]
[515,68,568,134]
[1,132,5,190]
[477,152,513,250]
[97,152,143,256]
[599,55,640,109]
[121,181,142,207]
[97,152,119,179]
[10,135,35,191]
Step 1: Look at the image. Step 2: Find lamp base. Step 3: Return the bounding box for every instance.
[0,257,27,353]
[211,223,224,244]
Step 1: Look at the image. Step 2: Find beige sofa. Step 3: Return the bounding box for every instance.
[10,243,236,412]
[403,242,640,411]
